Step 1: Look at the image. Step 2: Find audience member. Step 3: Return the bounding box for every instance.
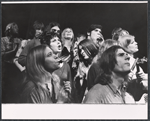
[74,39,98,103]
[20,45,71,103]
[112,28,148,101]
[87,39,118,90]
[83,46,147,104]
[18,20,44,66]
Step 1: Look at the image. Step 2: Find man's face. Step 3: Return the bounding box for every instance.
[113,48,130,73]
[89,28,104,47]
[35,29,43,38]
[49,36,62,54]
[50,26,60,35]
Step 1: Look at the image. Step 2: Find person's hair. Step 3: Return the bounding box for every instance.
[87,24,102,34]
[98,45,125,84]
[44,22,60,35]
[5,22,19,37]
[41,33,60,46]
[117,35,135,54]
[61,28,74,46]
[112,27,129,41]
[26,45,52,83]
[29,20,44,38]
[97,39,118,62]
[78,39,99,67]
[76,33,86,38]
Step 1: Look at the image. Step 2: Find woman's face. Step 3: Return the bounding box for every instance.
[35,29,43,38]
[49,36,62,54]
[79,45,89,59]
[118,35,139,54]
[64,28,74,39]
[126,36,139,54]
[44,47,60,72]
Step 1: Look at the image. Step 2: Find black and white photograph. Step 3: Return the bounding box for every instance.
[1,1,148,119]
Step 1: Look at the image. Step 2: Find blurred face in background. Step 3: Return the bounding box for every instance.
[77,35,86,43]
[35,29,43,38]
[64,28,74,39]
[50,26,60,35]
[118,35,138,54]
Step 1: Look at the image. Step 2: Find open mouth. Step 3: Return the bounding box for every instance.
[58,45,62,50]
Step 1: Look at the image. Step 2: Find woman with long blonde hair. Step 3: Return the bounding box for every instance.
[20,45,71,103]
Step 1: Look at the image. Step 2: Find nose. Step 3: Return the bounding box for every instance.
[125,53,130,60]
[81,49,84,54]
[58,40,61,45]
[39,29,42,33]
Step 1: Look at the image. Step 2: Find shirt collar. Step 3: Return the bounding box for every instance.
[108,83,127,95]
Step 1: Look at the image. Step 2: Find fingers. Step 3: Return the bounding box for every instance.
[136,72,148,80]
[63,81,71,93]
[128,71,134,80]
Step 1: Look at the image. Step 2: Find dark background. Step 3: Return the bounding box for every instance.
[1,3,148,71]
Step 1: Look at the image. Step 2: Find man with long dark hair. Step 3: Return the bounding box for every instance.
[83,45,144,104]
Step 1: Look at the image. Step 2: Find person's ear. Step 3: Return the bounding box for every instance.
[87,32,90,36]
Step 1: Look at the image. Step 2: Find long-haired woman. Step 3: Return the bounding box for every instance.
[61,28,74,66]
[20,45,71,103]
[42,33,73,103]
[74,39,99,103]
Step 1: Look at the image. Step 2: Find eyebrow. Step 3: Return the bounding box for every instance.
[117,52,126,56]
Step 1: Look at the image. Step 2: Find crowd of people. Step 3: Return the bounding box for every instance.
[1,20,148,104]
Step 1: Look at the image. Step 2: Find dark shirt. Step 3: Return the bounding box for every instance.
[74,76,87,103]
[87,62,102,90]
[61,46,73,68]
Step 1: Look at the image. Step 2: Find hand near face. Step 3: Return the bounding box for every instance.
[63,81,71,94]
[128,70,135,81]
[136,72,148,81]
[57,81,71,103]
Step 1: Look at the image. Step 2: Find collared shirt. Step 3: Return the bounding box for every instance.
[83,83,135,104]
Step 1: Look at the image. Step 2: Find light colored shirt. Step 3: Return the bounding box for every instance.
[83,83,135,104]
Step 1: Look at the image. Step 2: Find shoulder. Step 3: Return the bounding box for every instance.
[88,84,106,94]
[21,81,49,103]
[83,84,106,103]
[89,63,99,72]
[1,37,8,42]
